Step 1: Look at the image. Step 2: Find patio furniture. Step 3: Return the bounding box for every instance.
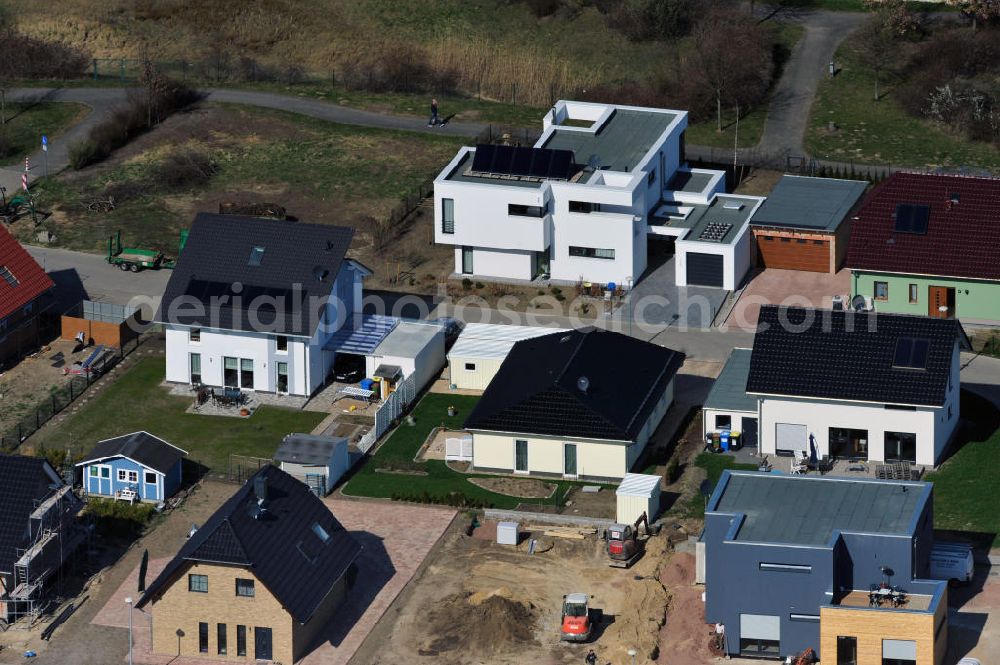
[876,462,912,481]
[214,387,245,407]
[338,386,376,404]
[116,486,138,503]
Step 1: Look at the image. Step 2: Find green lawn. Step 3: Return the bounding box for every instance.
[684,452,758,518]
[925,391,1000,548]
[0,102,87,166]
[342,392,602,509]
[806,43,1000,170]
[36,357,325,473]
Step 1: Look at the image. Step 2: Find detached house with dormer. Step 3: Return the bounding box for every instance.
[748,306,962,467]
[157,214,370,396]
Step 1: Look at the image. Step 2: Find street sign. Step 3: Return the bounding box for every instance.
[41,135,48,151]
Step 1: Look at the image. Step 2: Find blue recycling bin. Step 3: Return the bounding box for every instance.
[720,430,731,451]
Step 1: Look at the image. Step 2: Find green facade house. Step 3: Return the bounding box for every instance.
[847,172,1000,323]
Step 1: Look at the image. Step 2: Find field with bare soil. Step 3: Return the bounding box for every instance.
[357,521,671,665]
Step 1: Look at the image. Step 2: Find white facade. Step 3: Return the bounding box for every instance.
[164,263,367,397]
[447,323,568,390]
[755,341,961,467]
[469,376,674,481]
[363,321,446,394]
[434,100,761,290]
[702,408,758,440]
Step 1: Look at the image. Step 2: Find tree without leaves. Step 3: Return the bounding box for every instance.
[686,5,774,132]
[855,1,917,101]
[945,0,1000,31]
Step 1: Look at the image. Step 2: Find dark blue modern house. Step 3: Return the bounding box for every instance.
[703,471,947,664]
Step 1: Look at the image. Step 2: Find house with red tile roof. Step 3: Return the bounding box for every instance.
[847,172,1000,323]
[0,225,54,367]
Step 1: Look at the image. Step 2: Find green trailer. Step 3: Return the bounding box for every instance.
[106,229,188,272]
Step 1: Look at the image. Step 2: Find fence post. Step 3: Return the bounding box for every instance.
[93,59,98,80]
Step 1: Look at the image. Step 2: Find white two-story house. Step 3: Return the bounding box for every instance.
[156,213,369,396]
[747,305,963,467]
[433,100,763,289]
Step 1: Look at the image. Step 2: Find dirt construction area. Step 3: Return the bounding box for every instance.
[356,520,673,665]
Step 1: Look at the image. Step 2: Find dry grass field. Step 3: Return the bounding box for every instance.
[10,0,664,107]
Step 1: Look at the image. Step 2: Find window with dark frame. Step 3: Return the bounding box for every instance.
[464,362,476,371]
[909,284,918,304]
[190,353,201,385]
[569,246,615,260]
[276,335,288,352]
[236,578,255,597]
[217,624,227,655]
[145,471,156,485]
[442,198,455,234]
[837,636,857,665]
[508,204,546,218]
[568,200,594,214]
[248,246,266,266]
[236,625,247,657]
[198,622,208,653]
[515,439,528,472]
[188,574,208,593]
[190,328,201,343]
[874,281,889,300]
[715,415,732,430]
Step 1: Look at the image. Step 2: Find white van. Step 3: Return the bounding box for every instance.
[929,542,974,584]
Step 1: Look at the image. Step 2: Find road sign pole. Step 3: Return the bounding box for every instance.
[42,135,48,177]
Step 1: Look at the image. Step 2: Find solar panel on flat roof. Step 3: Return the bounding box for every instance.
[491,145,515,174]
[893,337,929,369]
[548,150,574,180]
[471,144,495,173]
[510,148,533,177]
[529,149,553,178]
[894,203,930,234]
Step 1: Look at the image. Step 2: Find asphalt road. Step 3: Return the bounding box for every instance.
[758,9,866,156]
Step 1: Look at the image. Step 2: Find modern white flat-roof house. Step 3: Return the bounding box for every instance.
[433,100,763,289]
[157,214,370,397]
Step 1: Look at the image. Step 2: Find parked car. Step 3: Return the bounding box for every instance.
[929,542,974,585]
[332,353,365,383]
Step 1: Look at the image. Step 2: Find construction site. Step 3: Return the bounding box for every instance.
[0,480,87,631]
[354,514,696,665]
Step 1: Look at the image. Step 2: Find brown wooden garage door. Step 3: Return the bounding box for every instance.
[757,235,831,272]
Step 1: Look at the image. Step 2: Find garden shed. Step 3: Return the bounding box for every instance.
[615,473,662,525]
[273,433,350,496]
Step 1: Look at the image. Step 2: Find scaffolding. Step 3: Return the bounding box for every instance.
[5,485,87,628]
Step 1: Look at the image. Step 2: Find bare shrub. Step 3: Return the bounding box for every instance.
[151,147,218,190]
[0,26,88,79]
[362,214,395,251]
[524,0,562,17]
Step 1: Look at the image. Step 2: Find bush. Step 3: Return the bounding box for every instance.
[68,139,104,171]
[665,457,680,484]
[524,0,562,17]
[462,278,473,290]
[85,498,156,537]
[151,147,218,190]
[604,0,694,42]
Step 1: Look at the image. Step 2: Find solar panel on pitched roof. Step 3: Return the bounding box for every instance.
[471,144,496,173]
[893,337,929,369]
[510,147,533,176]
[894,204,930,234]
[548,150,574,180]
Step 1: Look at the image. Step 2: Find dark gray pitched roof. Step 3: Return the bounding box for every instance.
[156,214,354,336]
[710,471,928,545]
[137,465,361,623]
[464,328,684,441]
[0,455,61,573]
[76,431,186,475]
[747,306,960,406]
[703,348,757,413]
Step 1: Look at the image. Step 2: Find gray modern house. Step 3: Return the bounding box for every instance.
[702,471,947,664]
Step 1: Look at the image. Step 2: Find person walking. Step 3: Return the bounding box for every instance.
[428,98,439,127]
[585,649,597,665]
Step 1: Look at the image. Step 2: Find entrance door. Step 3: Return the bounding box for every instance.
[563,443,577,477]
[741,417,758,449]
[254,627,272,661]
[276,362,289,394]
[240,358,254,390]
[928,286,956,318]
[223,357,239,388]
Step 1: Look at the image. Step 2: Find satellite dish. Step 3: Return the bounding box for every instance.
[313,266,330,282]
[577,376,590,393]
[851,295,868,312]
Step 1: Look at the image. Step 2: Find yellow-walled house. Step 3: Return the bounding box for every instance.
[464,327,684,482]
[136,465,362,663]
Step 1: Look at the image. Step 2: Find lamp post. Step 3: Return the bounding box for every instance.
[628,647,637,665]
[125,596,134,665]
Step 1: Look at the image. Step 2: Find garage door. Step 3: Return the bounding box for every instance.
[686,252,724,287]
[757,234,830,272]
[775,423,807,452]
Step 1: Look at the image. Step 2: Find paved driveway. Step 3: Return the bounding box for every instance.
[618,252,728,331]
[92,499,455,665]
[723,267,851,331]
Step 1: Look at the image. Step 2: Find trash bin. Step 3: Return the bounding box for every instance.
[720,430,730,451]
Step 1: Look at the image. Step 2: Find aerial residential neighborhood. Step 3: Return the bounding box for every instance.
[1,1,1000,665]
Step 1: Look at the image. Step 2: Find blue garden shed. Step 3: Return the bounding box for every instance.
[76,432,187,503]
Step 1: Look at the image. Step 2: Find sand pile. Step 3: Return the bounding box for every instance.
[419,589,538,657]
